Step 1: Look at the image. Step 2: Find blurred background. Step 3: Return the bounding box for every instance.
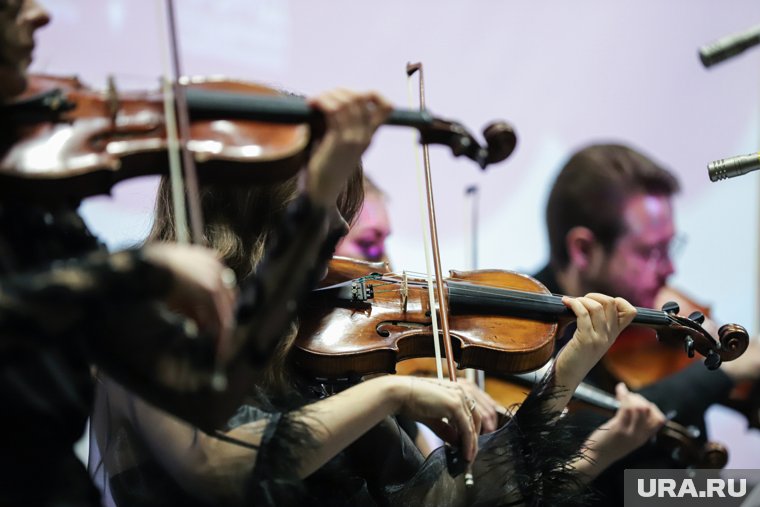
[32,0,760,466]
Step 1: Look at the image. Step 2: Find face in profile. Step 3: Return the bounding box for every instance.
[584,193,676,309]
[335,191,391,263]
[0,0,50,102]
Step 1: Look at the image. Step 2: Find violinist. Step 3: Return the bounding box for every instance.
[334,176,503,448]
[334,176,503,431]
[0,2,390,507]
[534,142,760,504]
[337,174,666,475]
[0,2,242,506]
[90,120,648,506]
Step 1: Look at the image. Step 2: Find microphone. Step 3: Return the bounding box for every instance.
[699,24,760,68]
[708,152,760,181]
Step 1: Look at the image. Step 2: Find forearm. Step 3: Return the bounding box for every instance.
[235,194,338,366]
[126,375,407,499]
[540,354,583,414]
[568,431,617,485]
[127,391,264,505]
[294,375,406,478]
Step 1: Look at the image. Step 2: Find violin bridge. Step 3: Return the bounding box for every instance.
[401,271,409,313]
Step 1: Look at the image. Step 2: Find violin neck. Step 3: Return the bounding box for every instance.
[185,88,435,129]
[446,281,672,329]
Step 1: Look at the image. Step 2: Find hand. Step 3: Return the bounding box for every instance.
[556,293,637,388]
[459,379,504,434]
[396,377,481,462]
[587,383,666,466]
[142,243,238,365]
[305,89,392,208]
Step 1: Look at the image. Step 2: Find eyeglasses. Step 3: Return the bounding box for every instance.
[632,234,688,268]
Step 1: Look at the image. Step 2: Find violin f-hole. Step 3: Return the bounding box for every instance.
[376,320,432,338]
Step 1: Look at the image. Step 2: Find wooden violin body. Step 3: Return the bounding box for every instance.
[0,74,310,200]
[1,74,517,201]
[484,371,728,469]
[294,257,556,379]
[293,258,749,380]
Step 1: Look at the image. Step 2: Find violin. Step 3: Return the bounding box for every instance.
[601,286,713,390]
[483,367,729,469]
[603,285,760,430]
[0,73,517,200]
[292,257,749,380]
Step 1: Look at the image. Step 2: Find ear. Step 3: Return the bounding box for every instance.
[565,226,598,270]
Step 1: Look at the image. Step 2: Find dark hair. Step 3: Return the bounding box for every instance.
[546,143,680,270]
[147,165,363,394]
[148,164,364,280]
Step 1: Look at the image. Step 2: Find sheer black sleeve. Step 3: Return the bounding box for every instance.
[301,371,592,507]
[0,248,173,341]
[235,194,339,366]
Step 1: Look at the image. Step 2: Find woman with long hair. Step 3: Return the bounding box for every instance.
[90,90,641,507]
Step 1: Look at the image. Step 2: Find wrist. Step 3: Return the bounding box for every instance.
[554,348,587,391]
[301,163,338,210]
[371,375,411,415]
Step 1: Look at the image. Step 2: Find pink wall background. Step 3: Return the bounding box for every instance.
[33,0,760,467]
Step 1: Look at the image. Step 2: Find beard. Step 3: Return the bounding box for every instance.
[580,270,659,309]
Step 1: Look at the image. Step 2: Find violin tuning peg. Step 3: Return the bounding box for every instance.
[704,349,721,370]
[662,301,680,315]
[684,337,695,358]
[688,311,705,324]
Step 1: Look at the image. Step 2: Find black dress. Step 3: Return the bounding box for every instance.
[92,368,595,507]
[0,198,177,507]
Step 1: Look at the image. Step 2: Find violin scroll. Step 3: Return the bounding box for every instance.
[417,118,517,169]
[658,313,749,370]
[656,421,729,468]
[717,323,750,361]
[482,121,517,166]
[701,442,730,469]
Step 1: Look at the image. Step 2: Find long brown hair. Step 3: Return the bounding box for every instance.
[147,165,364,394]
[148,166,364,279]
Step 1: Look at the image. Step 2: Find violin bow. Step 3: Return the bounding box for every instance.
[406,62,475,488]
[159,0,229,389]
[160,0,205,245]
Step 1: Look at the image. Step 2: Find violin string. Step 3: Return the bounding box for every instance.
[370,276,568,307]
[361,275,721,358]
[367,275,674,322]
[363,279,720,354]
[367,283,708,352]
